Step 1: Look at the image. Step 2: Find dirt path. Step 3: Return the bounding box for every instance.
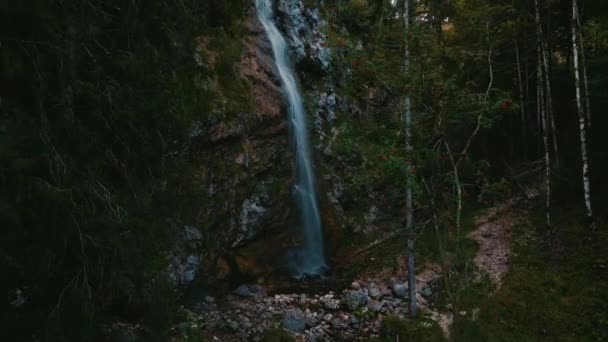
[468,201,518,287]
[467,188,537,288]
[414,187,538,337]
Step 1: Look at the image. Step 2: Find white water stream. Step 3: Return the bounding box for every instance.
[255,0,327,276]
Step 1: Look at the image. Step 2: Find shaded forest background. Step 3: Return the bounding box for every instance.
[1,0,607,340]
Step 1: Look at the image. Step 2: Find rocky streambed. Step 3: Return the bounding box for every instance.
[193,276,441,341]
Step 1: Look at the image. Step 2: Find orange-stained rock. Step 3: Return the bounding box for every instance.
[215,257,231,280]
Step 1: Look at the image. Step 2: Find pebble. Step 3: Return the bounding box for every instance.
[421,286,433,298]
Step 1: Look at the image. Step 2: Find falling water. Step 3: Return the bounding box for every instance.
[255,0,327,277]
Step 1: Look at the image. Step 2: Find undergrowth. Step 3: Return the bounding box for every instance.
[453,204,608,341]
[372,314,446,342]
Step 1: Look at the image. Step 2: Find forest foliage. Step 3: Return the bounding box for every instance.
[1,0,244,339]
[1,0,608,340]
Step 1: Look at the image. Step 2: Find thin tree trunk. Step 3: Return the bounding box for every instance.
[571,0,594,226]
[515,41,526,160]
[445,141,462,238]
[535,0,551,229]
[403,0,416,317]
[535,0,559,167]
[574,3,592,127]
[542,45,559,167]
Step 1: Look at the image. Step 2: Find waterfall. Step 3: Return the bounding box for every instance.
[255,0,327,277]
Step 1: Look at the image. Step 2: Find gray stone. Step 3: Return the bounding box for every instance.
[276,0,332,72]
[277,0,307,62]
[165,225,203,287]
[391,283,408,298]
[421,286,433,298]
[343,290,369,310]
[306,315,319,328]
[282,310,306,332]
[368,299,384,312]
[322,297,340,310]
[368,283,382,299]
[249,284,266,296]
[228,320,239,331]
[232,197,267,247]
[183,225,202,241]
[232,285,253,298]
[307,332,323,342]
[331,317,348,330]
[166,253,200,287]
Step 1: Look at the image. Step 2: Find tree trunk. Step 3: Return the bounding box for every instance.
[542,44,559,168]
[535,0,551,229]
[535,0,559,167]
[571,0,594,226]
[515,41,526,160]
[574,2,592,127]
[403,0,416,317]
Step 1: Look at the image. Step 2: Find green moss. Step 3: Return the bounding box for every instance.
[260,328,295,342]
[372,315,445,342]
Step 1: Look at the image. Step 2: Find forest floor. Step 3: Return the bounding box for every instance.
[184,188,540,341]
[467,186,540,288]
[455,193,608,341]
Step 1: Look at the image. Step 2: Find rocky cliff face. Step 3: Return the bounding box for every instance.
[177,0,378,289]
[180,1,295,287]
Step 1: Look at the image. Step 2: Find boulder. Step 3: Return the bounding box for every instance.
[282,310,306,332]
[343,290,369,310]
[391,283,408,299]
